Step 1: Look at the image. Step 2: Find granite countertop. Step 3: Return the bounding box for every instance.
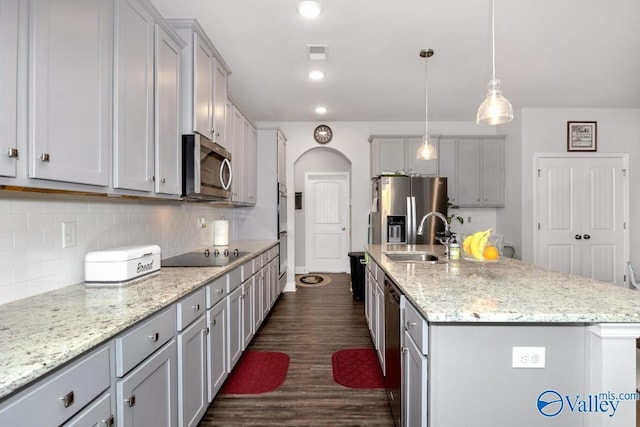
[0,240,277,402]
[366,244,640,324]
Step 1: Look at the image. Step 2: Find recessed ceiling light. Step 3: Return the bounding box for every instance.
[308,70,325,81]
[315,106,328,114]
[297,1,322,19]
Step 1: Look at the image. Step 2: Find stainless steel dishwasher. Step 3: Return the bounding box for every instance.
[384,277,401,426]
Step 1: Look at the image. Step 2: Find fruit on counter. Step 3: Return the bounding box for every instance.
[483,245,500,261]
[462,229,493,260]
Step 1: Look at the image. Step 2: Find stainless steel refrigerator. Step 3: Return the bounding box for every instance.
[371,176,447,245]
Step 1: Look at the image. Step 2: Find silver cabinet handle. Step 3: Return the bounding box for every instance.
[149,176,155,182]
[406,321,417,329]
[40,152,50,162]
[217,288,223,294]
[125,394,136,407]
[192,304,200,311]
[149,332,159,342]
[211,318,217,327]
[161,178,166,183]
[59,390,74,407]
[102,415,115,426]
[7,148,18,158]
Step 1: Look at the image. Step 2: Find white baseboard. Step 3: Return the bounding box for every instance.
[295,266,308,275]
[283,280,296,293]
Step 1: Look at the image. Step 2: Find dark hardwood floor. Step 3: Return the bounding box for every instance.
[198,273,394,426]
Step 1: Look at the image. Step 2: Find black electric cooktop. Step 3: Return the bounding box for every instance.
[161,248,251,267]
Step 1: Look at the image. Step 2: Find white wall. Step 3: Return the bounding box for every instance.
[0,192,231,305]
[520,108,640,268]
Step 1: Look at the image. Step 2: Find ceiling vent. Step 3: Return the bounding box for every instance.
[307,44,328,61]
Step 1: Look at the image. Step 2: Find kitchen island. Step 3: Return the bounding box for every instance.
[366,244,640,427]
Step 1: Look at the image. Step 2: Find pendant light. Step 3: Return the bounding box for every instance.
[476,0,513,125]
[417,49,437,160]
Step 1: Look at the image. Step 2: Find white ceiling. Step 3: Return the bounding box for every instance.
[150,0,640,123]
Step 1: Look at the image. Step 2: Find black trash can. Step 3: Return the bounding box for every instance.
[348,251,366,301]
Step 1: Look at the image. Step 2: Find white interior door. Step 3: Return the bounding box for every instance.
[536,155,628,285]
[305,172,350,273]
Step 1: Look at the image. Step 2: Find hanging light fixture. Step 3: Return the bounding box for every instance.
[417,49,437,160]
[476,0,513,125]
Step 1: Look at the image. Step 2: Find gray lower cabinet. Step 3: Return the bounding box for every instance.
[401,296,428,427]
[115,305,178,427]
[176,288,208,427]
[63,392,113,427]
[0,344,112,426]
[241,277,254,349]
[253,267,264,333]
[116,339,178,426]
[227,280,243,372]
[206,299,227,401]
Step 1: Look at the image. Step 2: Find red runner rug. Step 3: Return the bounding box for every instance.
[220,351,289,394]
[331,348,385,389]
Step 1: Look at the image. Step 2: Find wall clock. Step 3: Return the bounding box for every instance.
[313,125,333,144]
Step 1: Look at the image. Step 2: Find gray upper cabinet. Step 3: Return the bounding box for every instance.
[0,0,19,178]
[113,0,155,192]
[154,22,182,195]
[113,0,183,196]
[369,136,438,177]
[439,136,505,207]
[29,0,113,186]
[169,19,230,150]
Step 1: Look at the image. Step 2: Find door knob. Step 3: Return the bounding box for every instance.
[583,234,591,240]
[575,235,582,240]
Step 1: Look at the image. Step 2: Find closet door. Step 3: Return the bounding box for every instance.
[536,155,627,285]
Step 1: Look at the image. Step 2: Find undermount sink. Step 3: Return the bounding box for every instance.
[384,251,446,264]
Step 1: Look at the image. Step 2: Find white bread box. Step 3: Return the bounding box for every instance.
[85,244,161,286]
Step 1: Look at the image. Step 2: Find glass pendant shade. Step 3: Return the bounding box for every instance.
[476,79,513,125]
[416,135,437,160]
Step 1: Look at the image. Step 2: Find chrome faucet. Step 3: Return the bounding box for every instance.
[417,211,451,257]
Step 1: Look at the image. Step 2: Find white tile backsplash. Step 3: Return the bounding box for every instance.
[0,193,233,305]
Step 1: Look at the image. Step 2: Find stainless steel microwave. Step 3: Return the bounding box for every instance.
[182,134,232,201]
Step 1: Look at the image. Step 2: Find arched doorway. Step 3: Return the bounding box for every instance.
[294,147,352,274]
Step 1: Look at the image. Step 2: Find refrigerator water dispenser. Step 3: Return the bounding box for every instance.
[386,216,406,243]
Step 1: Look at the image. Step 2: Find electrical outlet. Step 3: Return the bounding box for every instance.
[512,347,545,368]
[467,216,472,223]
[62,222,76,248]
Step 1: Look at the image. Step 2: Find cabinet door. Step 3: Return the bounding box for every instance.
[117,339,178,427]
[375,281,385,374]
[0,0,19,178]
[154,24,182,195]
[212,58,227,148]
[231,105,244,202]
[481,138,505,206]
[29,0,112,186]
[243,118,257,204]
[277,130,286,188]
[253,269,264,332]
[177,316,208,427]
[113,0,154,192]
[242,278,254,349]
[364,268,371,327]
[193,32,213,139]
[224,97,234,156]
[207,300,227,401]
[227,285,243,372]
[457,139,481,206]
[370,138,405,177]
[437,138,458,204]
[407,137,438,176]
[262,263,271,320]
[403,331,427,427]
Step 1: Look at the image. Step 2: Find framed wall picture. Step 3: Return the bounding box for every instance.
[567,121,597,152]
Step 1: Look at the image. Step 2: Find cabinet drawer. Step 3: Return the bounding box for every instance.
[176,287,206,331]
[63,392,112,427]
[254,253,264,270]
[206,275,226,308]
[227,267,242,293]
[241,259,255,282]
[262,251,269,266]
[404,299,428,355]
[116,306,176,377]
[0,345,111,426]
